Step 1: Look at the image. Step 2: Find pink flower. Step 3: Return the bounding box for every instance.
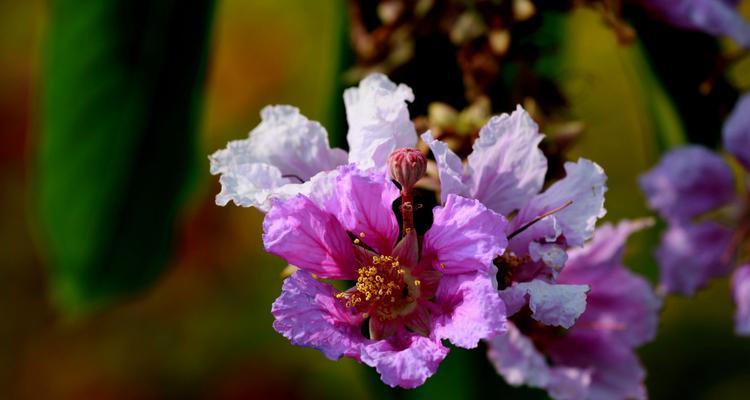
[266,164,508,388]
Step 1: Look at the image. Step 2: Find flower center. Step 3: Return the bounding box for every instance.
[336,254,420,320]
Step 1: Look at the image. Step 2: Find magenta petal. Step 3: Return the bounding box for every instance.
[732,264,750,336]
[328,165,400,254]
[499,280,589,329]
[547,332,647,400]
[510,158,607,250]
[272,271,365,360]
[432,272,507,348]
[656,221,733,295]
[263,195,357,280]
[360,333,449,389]
[639,146,735,222]
[423,194,508,274]
[724,92,750,170]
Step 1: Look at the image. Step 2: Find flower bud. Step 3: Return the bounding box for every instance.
[388,148,427,192]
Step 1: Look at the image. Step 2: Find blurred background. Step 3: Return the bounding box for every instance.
[2,0,750,398]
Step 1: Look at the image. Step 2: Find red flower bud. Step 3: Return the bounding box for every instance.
[388,148,427,192]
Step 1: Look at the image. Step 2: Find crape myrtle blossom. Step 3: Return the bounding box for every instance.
[423,106,633,398]
[422,106,607,323]
[487,220,661,400]
[640,92,750,335]
[266,154,509,388]
[209,73,416,211]
[639,0,750,48]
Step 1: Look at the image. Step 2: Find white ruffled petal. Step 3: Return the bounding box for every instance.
[209,105,346,210]
[345,73,416,170]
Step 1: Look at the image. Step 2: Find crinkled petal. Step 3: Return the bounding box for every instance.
[656,221,733,295]
[510,159,607,252]
[272,271,365,360]
[723,92,750,170]
[487,323,591,400]
[499,280,589,328]
[423,194,508,274]
[421,131,469,203]
[642,0,750,48]
[327,165,400,254]
[360,333,449,389]
[263,195,357,280]
[432,272,507,348]
[639,146,735,222]
[214,163,290,210]
[732,264,750,336]
[210,105,347,210]
[546,331,647,400]
[345,74,416,170]
[466,106,548,215]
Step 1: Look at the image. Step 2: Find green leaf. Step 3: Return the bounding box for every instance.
[37,0,215,314]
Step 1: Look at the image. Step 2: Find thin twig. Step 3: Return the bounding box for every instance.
[508,200,574,240]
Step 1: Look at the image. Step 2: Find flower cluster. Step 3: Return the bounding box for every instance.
[210,74,661,396]
[640,92,750,335]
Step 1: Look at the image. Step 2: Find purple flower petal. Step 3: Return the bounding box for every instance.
[499,280,590,328]
[510,158,607,252]
[724,92,750,170]
[732,264,750,336]
[345,73,416,170]
[486,323,592,399]
[561,221,661,347]
[564,219,653,281]
[565,266,661,348]
[639,146,735,222]
[546,331,647,400]
[360,333,449,389]
[466,106,548,215]
[272,271,365,360]
[327,166,400,254]
[210,105,347,210]
[423,194,508,274]
[263,195,357,280]
[421,131,469,203]
[642,0,750,48]
[432,272,507,348]
[656,221,733,295]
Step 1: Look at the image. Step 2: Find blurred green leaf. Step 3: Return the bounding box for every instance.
[37,0,215,313]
